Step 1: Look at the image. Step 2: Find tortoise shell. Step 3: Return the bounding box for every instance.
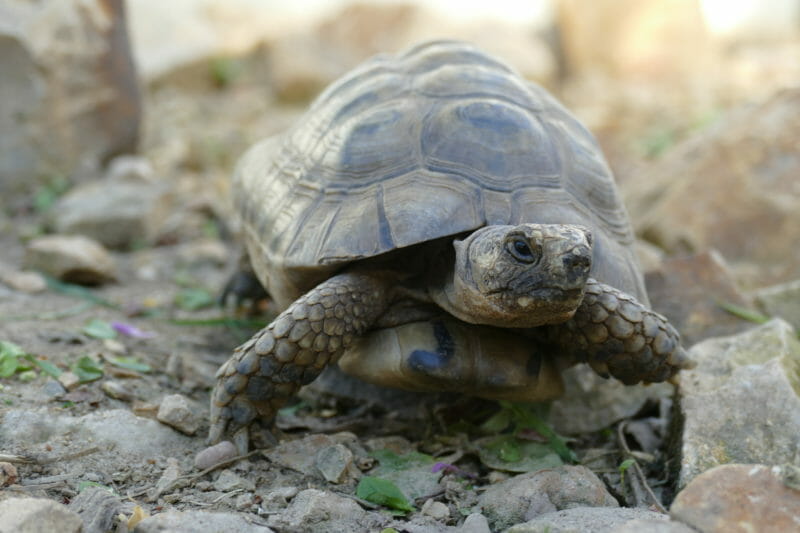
[233,40,646,308]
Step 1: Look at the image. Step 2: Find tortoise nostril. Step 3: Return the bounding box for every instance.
[564,251,591,273]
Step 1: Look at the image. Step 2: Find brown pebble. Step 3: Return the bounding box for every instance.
[0,462,18,487]
[195,441,238,470]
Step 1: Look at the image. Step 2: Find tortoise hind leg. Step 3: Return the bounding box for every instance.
[209,272,391,451]
[541,278,694,384]
[219,251,269,309]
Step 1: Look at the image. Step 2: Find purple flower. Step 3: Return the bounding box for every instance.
[112,321,156,339]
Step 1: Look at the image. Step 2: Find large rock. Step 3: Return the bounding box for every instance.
[0,0,140,193]
[645,250,755,346]
[627,89,800,287]
[674,319,800,488]
[670,464,800,533]
[478,466,618,531]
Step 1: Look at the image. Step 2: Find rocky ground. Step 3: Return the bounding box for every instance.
[2,2,800,532]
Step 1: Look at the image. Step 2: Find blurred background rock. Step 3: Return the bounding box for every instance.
[2,0,799,298]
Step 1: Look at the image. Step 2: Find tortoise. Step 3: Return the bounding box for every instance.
[209,40,692,450]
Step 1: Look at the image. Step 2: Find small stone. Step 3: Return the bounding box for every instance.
[195,440,239,470]
[259,486,300,508]
[0,462,18,487]
[315,443,354,484]
[671,464,800,533]
[213,469,255,492]
[41,380,66,398]
[479,465,618,531]
[0,497,83,533]
[101,381,134,401]
[265,433,340,474]
[267,489,382,532]
[51,178,172,250]
[24,234,116,285]
[156,394,200,435]
[153,458,181,495]
[68,486,123,533]
[102,339,126,355]
[132,401,159,418]
[235,493,254,510]
[0,264,46,293]
[460,513,492,533]
[106,155,154,183]
[57,371,81,391]
[421,499,449,520]
[177,239,228,267]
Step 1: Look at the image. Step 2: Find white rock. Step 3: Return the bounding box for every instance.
[157,394,201,435]
[421,499,450,520]
[675,319,800,488]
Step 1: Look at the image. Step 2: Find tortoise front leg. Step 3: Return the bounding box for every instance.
[209,272,391,451]
[541,278,694,384]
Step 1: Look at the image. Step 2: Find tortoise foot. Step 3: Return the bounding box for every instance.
[547,278,694,384]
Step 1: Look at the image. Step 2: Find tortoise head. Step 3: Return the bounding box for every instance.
[431,224,593,328]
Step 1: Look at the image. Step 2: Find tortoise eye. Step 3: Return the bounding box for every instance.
[507,238,537,263]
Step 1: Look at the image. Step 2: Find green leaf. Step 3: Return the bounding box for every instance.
[717,301,770,325]
[83,319,117,340]
[0,341,29,377]
[506,402,578,464]
[33,359,62,378]
[107,357,151,373]
[44,276,117,309]
[72,356,103,383]
[476,434,563,473]
[23,355,62,378]
[174,288,214,311]
[370,449,434,472]
[77,481,117,494]
[497,437,521,462]
[480,408,512,433]
[356,476,414,512]
[618,458,636,474]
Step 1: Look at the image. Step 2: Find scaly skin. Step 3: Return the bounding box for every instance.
[209,272,390,451]
[541,278,694,384]
[210,273,692,451]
